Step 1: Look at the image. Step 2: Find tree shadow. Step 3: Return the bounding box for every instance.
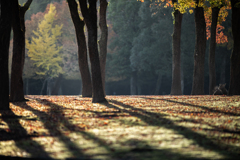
[4,96,239,159]
[106,99,239,159]
[31,97,216,160]
[16,100,89,159]
[143,97,240,117]
[0,108,51,158]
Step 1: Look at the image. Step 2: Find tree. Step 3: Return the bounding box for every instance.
[170,0,183,95]
[99,0,109,96]
[0,1,12,109]
[79,0,106,102]
[228,0,240,95]
[26,4,63,94]
[108,0,141,95]
[67,0,92,97]
[206,0,230,94]
[191,0,206,95]
[10,0,32,102]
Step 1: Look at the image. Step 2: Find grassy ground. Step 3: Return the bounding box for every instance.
[0,95,240,159]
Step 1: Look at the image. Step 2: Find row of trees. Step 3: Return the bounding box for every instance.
[0,0,239,109]
[169,0,240,95]
[0,0,108,110]
[107,0,239,95]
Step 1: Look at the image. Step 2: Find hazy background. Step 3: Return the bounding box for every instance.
[13,0,232,95]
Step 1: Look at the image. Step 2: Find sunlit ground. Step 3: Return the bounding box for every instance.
[0,95,239,159]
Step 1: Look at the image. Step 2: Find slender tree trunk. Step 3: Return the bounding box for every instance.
[130,71,138,95]
[0,1,12,110]
[40,78,49,95]
[67,0,92,97]
[51,74,63,95]
[170,1,183,95]
[79,0,106,103]
[229,0,240,95]
[10,0,32,102]
[99,0,108,96]
[154,72,162,95]
[191,0,206,95]
[208,7,220,95]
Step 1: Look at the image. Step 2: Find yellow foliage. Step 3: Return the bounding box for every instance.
[26,4,63,78]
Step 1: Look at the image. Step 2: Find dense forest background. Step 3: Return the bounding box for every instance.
[13,0,232,95]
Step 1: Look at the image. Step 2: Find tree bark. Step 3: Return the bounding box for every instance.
[10,0,32,102]
[79,0,106,103]
[0,1,12,110]
[229,0,240,95]
[208,7,220,95]
[99,0,108,96]
[170,1,183,95]
[191,0,206,95]
[67,0,92,97]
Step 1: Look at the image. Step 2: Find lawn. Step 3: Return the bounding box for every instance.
[0,95,240,159]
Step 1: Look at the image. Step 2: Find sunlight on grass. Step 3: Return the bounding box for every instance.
[0,95,239,159]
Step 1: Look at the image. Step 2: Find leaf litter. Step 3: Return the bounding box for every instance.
[0,95,239,159]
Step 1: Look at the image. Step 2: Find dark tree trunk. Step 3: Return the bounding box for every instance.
[229,0,240,95]
[99,0,108,96]
[0,1,12,109]
[208,7,220,95]
[79,0,106,103]
[67,0,92,97]
[51,74,63,95]
[191,0,206,95]
[10,0,32,102]
[170,1,183,95]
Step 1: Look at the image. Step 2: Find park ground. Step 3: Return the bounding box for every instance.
[0,95,240,159]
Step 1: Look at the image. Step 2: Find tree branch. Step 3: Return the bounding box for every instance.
[21,0,33,13]
[78,0,89,19]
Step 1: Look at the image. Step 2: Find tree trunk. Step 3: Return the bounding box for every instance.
[130,71,138,95]
[208,7,220,95]
[67,0,92,97]
[79,0,106,103]
[191,1,206,95]
[51,74,63,95]
[0,1,12,110]
[170,2,183,95]
[10,0,32,102]
[99,0,108,96]
[228,0,240,95]
[40,78,49,95]
[154,72,162,95]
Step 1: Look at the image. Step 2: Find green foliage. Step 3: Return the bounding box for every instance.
[107,0,142,80]
[26,4,63,78]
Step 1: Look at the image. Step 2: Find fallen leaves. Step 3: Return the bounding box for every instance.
[0,95,239,159]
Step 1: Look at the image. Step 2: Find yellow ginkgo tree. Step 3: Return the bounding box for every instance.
[26,4,63,94]
[26,3,63,78]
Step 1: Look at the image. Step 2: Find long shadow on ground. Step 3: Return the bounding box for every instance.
[0,107,51,158]
[106,99,240,159]
[34,98,213,160]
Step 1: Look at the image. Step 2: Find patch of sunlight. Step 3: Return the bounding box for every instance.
[88,121,226,159]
